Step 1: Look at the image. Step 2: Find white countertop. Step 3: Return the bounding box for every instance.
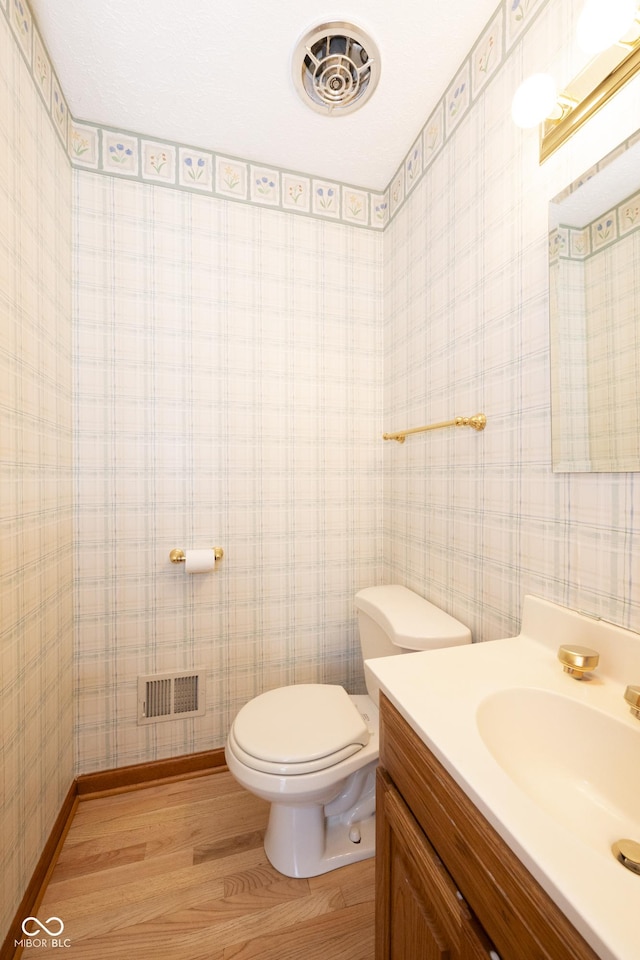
[366,595,640,960]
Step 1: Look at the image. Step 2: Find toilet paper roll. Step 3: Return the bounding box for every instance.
[184,549,215,574]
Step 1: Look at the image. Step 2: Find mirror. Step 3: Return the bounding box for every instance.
[549,132,640,472]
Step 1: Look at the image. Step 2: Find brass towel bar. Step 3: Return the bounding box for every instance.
[383,413,487,444]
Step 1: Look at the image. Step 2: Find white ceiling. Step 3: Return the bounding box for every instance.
[30,0,499,191]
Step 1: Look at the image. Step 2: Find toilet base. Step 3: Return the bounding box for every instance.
[264,800,376,878]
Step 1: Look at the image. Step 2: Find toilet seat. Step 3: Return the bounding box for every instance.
[230,684,370,776]
[228,730,366,775]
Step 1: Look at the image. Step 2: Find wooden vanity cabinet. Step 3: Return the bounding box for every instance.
[377,768,496,959]
[376,694,601,960]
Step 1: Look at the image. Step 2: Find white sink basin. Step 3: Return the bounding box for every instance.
[476,687,640,854]
[366,596,640,959]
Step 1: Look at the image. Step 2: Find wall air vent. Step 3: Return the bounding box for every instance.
[293,22,381,116]
[137,671,205,724]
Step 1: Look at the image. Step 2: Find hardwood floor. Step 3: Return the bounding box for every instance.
[21,772,375,959]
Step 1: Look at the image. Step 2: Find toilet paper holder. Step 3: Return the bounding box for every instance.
[169,547,224,563]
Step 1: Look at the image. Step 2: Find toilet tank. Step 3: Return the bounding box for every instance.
[354,585,472,703]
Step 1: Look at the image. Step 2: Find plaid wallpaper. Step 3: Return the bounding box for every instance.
[4,0,640,940]
[0,10,73,942]
[584,234,640,469]
[73,174,383,773]
[550,255,591,469]
[552,230,640,471]
[383,0,640,642]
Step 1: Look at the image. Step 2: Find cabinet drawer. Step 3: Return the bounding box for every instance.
[379,694,599,960]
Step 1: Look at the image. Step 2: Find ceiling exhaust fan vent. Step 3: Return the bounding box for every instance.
[293,22,381,116]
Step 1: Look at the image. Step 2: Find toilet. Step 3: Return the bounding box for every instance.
[224,584,471,878]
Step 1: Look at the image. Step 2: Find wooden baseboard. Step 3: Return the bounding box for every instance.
[2,781,77,960]
[76,747,227,799]
[2,748,227,960]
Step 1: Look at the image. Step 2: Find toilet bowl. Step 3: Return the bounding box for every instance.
[225,584,471,877]
[226,685,379,877]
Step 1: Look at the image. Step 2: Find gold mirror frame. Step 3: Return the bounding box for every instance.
[541,37,640,163]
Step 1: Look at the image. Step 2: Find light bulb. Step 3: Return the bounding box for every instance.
[511,74,558,128]
[577,0,637,55]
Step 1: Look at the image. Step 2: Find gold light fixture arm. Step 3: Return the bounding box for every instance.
[540,31,640,162]
[383,413,486,443]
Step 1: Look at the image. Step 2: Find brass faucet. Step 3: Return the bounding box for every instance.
[623,685,640,719]
[557,644,599,680]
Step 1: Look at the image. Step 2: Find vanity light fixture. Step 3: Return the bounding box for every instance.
[511,74,564,128]
[512,0,640,160]
[576,0,637,54]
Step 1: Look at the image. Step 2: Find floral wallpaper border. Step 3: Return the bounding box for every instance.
[68,121,386,229]
[385,0,552,225]
[4,0,552,231]
[550,187,640,262]
[3,0,70,148]
[549,130,640,262]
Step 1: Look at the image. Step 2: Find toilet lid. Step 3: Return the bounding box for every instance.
[232,684,369,766]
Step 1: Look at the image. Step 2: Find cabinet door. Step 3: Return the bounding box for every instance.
[461,916,501,960]
[376,769,464,960]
